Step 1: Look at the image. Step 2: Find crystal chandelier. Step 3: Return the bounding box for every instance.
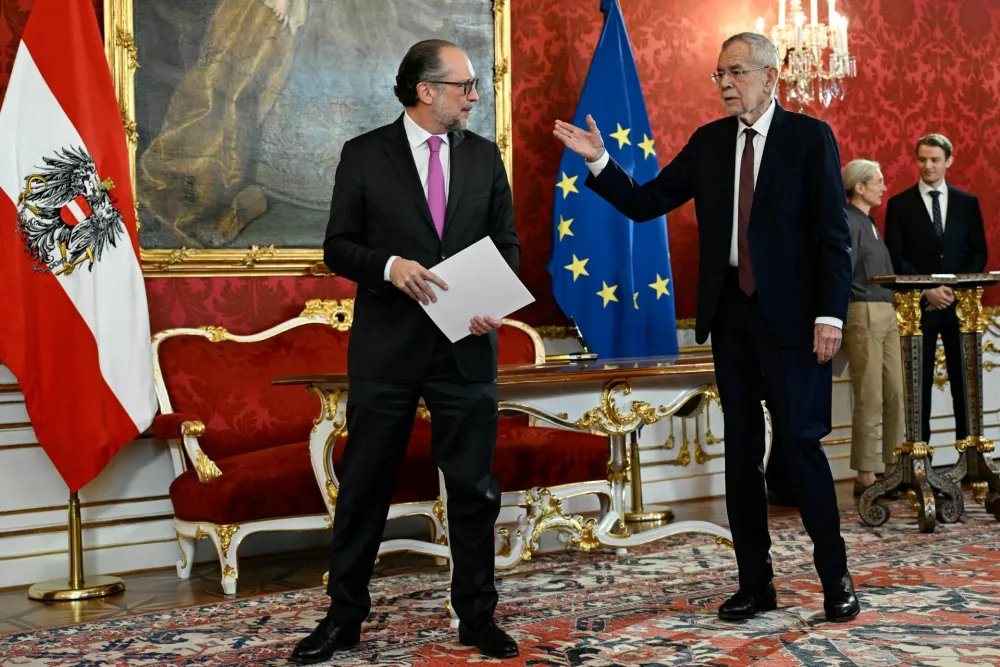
[755,0,857,108]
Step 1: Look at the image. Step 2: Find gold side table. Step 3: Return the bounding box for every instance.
[944,275,1000,520]
[857,276,967,533]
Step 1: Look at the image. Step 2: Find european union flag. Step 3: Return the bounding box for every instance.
[547,0,678,359]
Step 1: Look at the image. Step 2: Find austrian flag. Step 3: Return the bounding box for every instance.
[0,0,157,491]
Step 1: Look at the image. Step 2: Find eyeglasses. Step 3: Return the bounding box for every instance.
[711,66,768,84]
[425,78,479,96]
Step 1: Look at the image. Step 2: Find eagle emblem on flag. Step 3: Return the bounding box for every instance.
[15,146,125,275]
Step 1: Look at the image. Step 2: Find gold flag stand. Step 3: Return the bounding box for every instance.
[28,492,125,601]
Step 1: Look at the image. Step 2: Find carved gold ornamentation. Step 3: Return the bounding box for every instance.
[416,406,431,422]
[241,245,276,268]
[904,489,921,512]
[957,435,995,454]
[119,108,138,144]
[572,520,602,551]
[432,497,448,544]
[955,287,989,334]
[575,379,669,434]
[894,441,932,458]
[894,291,924,337]
[194,450,222,483]
[520,488,601,562]
[216,524,239,558]
[972,481,989,504]
[181,420,206,437]
[664,435,692,466]
[432,497,446,526]
[115,26,139,69]
[694,438,722,465]
[496,527,513,558]
[606,461,629,486]
[325,479,339,509]
[199,326,229,343]
[222,565,236,579]
[299,299,354,330]
[322,572,329,587]
[492,0,512,176]
[715,536,735,549]
[176,533,188,570]
[933,346,949,390]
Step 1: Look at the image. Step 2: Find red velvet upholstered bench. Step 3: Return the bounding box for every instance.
[152,299,608,594]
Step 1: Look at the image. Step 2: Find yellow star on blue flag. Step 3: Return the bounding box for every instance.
[547,0,678,358]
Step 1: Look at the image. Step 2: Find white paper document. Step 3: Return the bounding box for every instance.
[421,237,535,342]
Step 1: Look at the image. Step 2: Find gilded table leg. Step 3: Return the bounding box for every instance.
[860,289,943,530]
[948,288,1000,521]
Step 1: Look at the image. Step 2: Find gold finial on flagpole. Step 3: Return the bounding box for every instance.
[27,492,126,601]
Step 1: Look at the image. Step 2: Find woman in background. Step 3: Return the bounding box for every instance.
[842,159,903,495]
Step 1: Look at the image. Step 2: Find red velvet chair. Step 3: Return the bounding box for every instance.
[151,299,443,594]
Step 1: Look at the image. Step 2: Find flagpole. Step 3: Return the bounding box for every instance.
[27,493,126,601]
[624,432,673,523]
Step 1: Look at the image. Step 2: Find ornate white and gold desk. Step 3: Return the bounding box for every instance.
[277,356,769,623]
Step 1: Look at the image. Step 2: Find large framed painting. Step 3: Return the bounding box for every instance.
[103,0,512,276]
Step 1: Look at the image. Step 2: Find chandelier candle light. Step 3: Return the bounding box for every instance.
[755,0,856,107]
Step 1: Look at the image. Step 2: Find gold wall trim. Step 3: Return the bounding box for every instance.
[0,537,177,563]
[0,513,173,539]
[0,494,171,518]
[0,384,21,395]
[0,443,38,452]
[106,0,515,277]
[0,422,31,432]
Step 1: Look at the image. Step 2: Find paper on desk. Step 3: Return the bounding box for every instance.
[420,237,535,342]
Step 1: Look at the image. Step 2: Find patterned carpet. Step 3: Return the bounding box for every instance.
[2,503,1000,666]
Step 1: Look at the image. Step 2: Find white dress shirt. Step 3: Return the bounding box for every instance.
[587,99,840,329]
[384,111,451,281]
[918,179,948,231]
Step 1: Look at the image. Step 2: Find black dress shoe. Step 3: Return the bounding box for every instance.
[718,581,778,621]
[290,616,361,664]
[458,618,518,659]
[824,572,861,622]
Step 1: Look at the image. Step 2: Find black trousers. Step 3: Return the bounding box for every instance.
[326,334,501,625]
[920,305,968,444]
[712,269,848,590]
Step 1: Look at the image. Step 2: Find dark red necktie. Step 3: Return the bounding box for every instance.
[737,128,756,296]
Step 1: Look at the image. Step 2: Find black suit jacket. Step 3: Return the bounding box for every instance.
[323,114,520,383]
[586,102,851,347]
[884,183,988,276]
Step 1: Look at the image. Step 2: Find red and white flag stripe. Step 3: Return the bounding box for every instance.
[0,0,156,492]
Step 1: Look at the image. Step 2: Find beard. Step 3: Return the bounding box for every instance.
[434,98,468,132]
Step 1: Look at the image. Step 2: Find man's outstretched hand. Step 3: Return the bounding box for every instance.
[553,114,606,163]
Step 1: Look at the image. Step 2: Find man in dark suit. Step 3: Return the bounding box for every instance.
[553,32,859,623]
[884,134,988,445]
[291,39,520,664]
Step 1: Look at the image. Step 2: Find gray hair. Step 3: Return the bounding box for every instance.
[842,159,881,198]
[722,32,780,69]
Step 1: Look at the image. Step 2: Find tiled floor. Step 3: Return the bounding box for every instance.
[0,483,858,634]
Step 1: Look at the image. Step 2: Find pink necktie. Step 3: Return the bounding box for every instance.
[426,135,446,238]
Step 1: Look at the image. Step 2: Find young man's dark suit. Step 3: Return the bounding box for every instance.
[586,101,853,600]
[321,113,519,628]
[884,183,988,443]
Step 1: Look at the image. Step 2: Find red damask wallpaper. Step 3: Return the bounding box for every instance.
[1,0,997,331]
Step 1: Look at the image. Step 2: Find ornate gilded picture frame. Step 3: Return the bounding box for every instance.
[104,0,512,277]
